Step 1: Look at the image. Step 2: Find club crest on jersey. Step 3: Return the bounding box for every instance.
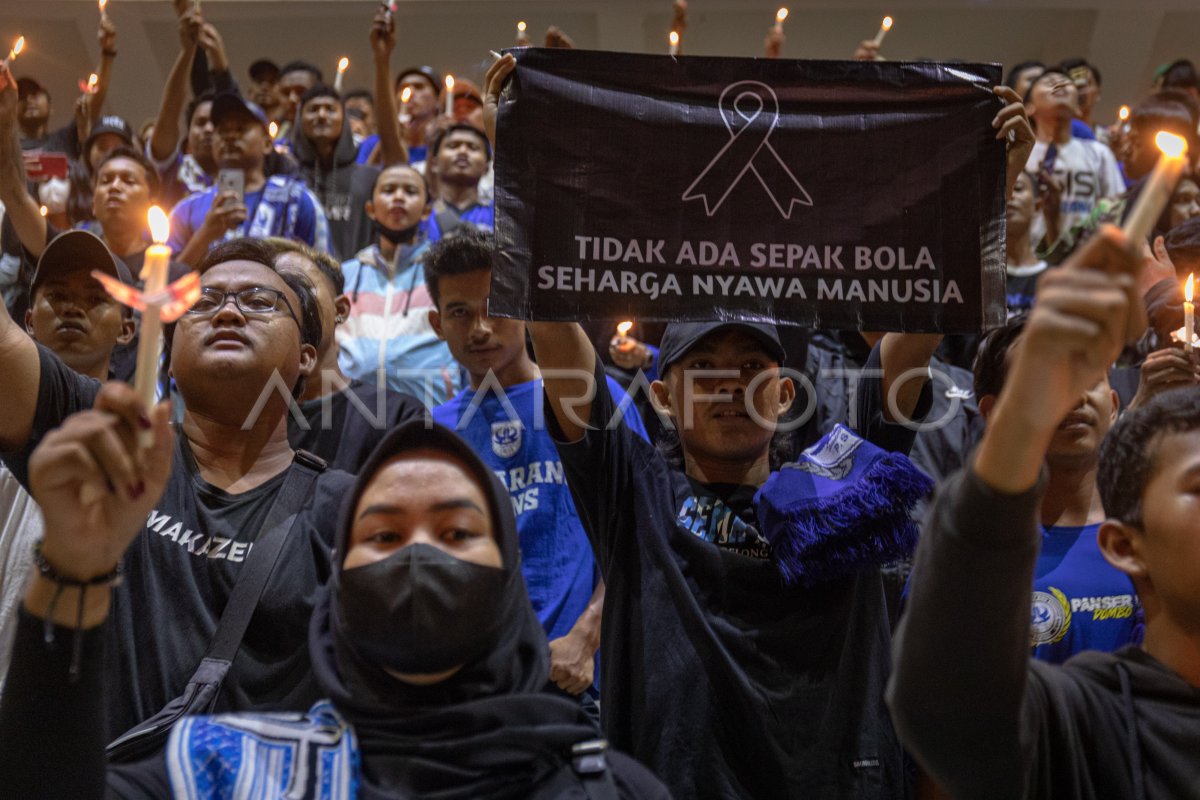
[1030,586,1072,646]
[491,421,522,458]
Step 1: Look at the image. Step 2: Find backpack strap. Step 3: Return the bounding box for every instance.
[571,739,620,800]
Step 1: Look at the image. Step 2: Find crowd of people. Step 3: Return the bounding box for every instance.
[0,1,1197,798]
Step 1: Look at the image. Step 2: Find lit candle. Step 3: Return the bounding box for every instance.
[615,320,635,352]
[399,85,412,125]
[1186,274,1195,354]
[774,7,789,33]
[98,0,109,22]
[444,74,455,116]
[517,20,527,43]
[1122,131,1189,246]
[135,206,171,445]
[1118,105,1130,122]
[3,35,25,68]
[872,15,893,47]
[668,30,679,56]
[79,73,99,94]
[268,120,278,140]
[38,205,47,217]
[334,57,348,93]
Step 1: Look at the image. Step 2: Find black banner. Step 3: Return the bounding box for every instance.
[491,49,1007,333]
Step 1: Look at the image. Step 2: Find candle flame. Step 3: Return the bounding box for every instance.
[1155,131,1188,159]
[148,205,169,244]
[776,8,789,23]
[1118,105,1130,121]
[517,20,527,32]
[268,121,278,139]
[87,73,98,89]
[99,0,107,10]
[881,16,894,31]
[1187,273,1194,304]
[337,57,349,74]
[400,86,412,103]
[617,320,633,337]
[39,205,47,217]
[669,31,680,45]
[10,36,24,59]
[445,74,454,91]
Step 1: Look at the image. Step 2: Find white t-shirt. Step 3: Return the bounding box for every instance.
[1026,137,1125,242]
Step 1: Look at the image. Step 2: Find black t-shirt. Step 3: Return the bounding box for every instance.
[1,345,353,738]
[546,353,918,800]
[288,378,426,473]
[20,121,80,160]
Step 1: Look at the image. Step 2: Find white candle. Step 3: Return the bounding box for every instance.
[615,320,635,353]
[668,31,679,56]
[872,16,893,47]
[444,75,455,117]
[517,20,527,40]
[774,8,788,34]
[98,0,109,23]
[1186,274,1195,354]
[399,85,412,125]
[135,207,171,445]
[334,57,348,93]
[1122,131,1189,246]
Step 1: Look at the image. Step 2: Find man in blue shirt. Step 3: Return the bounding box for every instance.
[973,314,1140,662]
[422,124,494,243]
[167,93,328,266]
[427,230,647,704]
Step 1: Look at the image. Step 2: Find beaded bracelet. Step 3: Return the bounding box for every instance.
[32,540,122,679]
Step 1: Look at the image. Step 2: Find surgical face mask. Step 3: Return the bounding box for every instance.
[38,177,69,215]
[334,543,507,675]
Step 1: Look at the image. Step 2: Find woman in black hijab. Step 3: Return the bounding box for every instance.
[0,421,670,799]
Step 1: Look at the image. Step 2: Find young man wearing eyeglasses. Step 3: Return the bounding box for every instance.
[0,236,353,757]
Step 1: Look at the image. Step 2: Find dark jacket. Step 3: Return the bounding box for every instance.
[888,466,1200,800]
[292,119,378,260]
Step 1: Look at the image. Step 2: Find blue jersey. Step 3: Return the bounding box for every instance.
[434,376,647,647]
[421,202,494,243]
[1030,523,1141,664]
[167,175,330,256]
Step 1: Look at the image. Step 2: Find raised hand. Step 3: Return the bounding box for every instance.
[369,5,396,61]
[29,383,173,583]
[992,86,1035,200]
[483,52,516,146]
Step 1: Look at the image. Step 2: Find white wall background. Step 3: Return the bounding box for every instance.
[0,0,1194,133]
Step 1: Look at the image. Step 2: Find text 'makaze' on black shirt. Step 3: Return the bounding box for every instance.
[289,378,426,473]
[1,345,353,738]
[545,353,919,800]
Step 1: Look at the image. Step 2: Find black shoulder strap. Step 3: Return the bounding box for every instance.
[435,205,462,238]
[571,739,620,800]
[206,449,327,662]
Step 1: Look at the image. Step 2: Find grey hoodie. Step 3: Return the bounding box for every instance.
[292,115,379,260]
[888,466,1200,800]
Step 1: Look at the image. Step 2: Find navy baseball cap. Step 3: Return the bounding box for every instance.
[657,321,786,375]
[82,115,134,155]
[211,92,271,131]
[30,230,134,295]
[395,65,442,94]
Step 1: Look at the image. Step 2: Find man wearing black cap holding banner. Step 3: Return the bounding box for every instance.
[167,92,328,266]
[0,230,134,692]
[528,312,939,799]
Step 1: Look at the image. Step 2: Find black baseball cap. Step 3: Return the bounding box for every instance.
[211,92,271,131]
[30,230,134,296]
[395,65,442,94]
[82,115,133,154]
[249,58,280,83]
[16,76,47,100]
[657,321,786,374]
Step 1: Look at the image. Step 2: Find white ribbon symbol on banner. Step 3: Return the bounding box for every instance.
[682,81,813,218]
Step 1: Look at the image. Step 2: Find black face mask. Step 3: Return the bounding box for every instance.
[374,217,421,245]
[335,543,508,675]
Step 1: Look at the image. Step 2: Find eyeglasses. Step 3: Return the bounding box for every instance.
[186,287,299,325]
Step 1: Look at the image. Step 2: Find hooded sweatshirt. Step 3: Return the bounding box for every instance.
[0,423,671,799]
[888,465,1200,800]
[293,117,379,260]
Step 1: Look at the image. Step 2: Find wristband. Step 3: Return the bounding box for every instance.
[32,540,121,680]
[102,49,117,57]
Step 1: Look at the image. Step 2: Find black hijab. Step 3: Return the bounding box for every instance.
[309,421,603,800]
